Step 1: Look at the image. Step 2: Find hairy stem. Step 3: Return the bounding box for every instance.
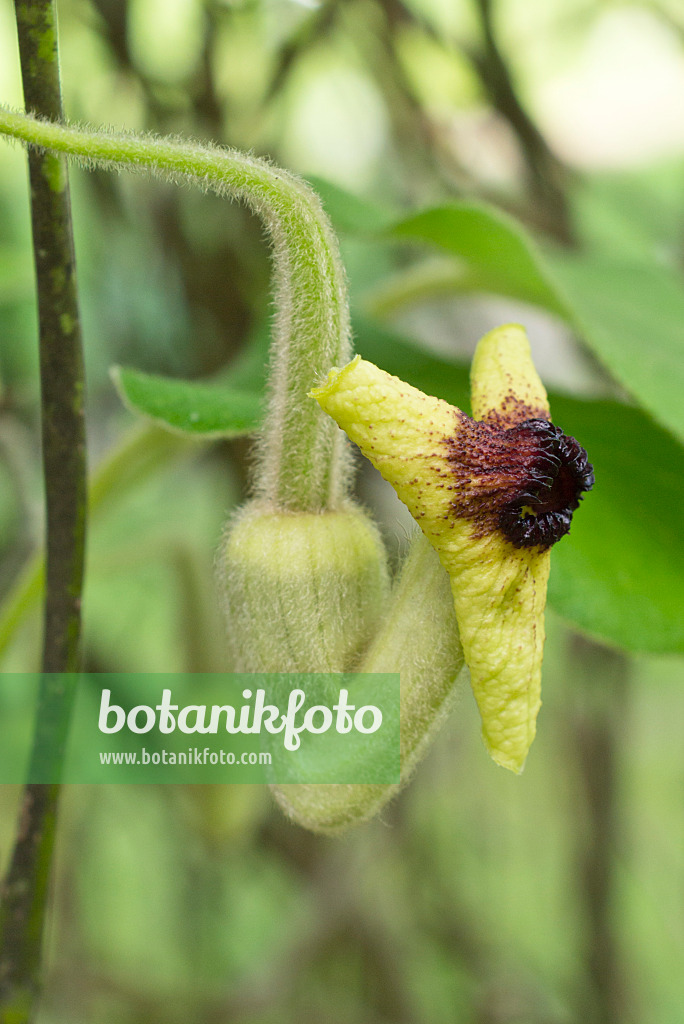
[0,107,352,510]
[0,0,86,1017]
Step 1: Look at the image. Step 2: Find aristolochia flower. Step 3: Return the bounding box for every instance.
[311,324,594,773]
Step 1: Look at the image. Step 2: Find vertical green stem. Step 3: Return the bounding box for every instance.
[0,0,86,1018]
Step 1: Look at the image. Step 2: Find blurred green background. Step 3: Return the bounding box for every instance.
[2,0,684,1021]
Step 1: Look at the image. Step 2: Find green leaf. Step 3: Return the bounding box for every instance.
[549,395,684,655]
[569,162,684,263]
[354,322,684,655]
[389,203,684,447]
[111,366,264,438]
[390,203,567,316]
[544,253,684,447]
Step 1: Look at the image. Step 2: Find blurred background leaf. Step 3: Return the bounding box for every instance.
[546,252,684,444]
[111,366,263,437]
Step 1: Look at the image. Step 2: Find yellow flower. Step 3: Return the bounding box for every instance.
[310,324,594,773]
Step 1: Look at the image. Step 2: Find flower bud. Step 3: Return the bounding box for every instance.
[271,534,465,833]
[219,502,390,672]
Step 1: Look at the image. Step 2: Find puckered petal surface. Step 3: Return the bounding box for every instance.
[311,324,553,772]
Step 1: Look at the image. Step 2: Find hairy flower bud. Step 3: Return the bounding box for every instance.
[219,502,390,673]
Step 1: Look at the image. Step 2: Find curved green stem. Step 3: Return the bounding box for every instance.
[0,106,352,510]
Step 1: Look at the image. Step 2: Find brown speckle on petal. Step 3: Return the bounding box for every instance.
[443,414,594,551]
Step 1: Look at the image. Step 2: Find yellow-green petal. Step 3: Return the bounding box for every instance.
[310,355,462,526]
[470,323,550,425]
[311,335,552,773]
[443,531,549,772]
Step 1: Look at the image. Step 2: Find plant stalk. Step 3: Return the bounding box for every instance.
[0,0,86,1018]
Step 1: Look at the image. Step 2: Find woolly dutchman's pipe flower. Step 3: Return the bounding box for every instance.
[311,324,594,773]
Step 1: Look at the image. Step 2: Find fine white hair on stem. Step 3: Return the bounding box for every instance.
[0,107,353,511]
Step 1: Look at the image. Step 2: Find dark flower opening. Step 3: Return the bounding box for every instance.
[445,416,594,551]
[497,420,594,549]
